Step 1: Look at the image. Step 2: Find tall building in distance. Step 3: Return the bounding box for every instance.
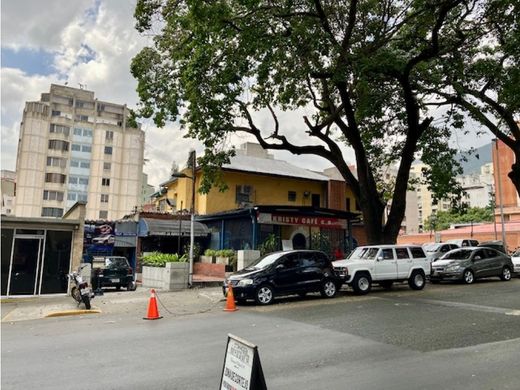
[14,84,145,220]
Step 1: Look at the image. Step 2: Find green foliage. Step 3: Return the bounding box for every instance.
[140,252,187,267]
[216,249,235,258]
[309,232,331,255]
[424,207,494,232]
[259,234,280,256]
[204,249,217,257]
[183,242,202,259]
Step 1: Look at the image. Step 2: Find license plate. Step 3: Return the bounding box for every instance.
[80,287,91,295]
[111,278,120,283]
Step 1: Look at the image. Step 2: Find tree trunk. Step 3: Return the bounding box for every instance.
[508,146,520,199]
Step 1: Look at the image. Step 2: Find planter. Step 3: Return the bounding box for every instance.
[193,262,225,278]
[142,262,189,291]
[215,256,229,265]
[199,255,214,264]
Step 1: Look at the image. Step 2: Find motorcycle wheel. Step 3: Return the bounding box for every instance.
[81,294,91,310]
[71,287,82,304]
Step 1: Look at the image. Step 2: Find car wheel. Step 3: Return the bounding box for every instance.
[380,281,393,290]
[462,269,474,284]
[127,281,137,291]
[409,270,426,290]
[255,285,274,305]
[320,279,337,298]
[500,266,512,281]
[116,285,121,291]
[352,273,372,295]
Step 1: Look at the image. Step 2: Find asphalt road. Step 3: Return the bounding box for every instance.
[2,278,520,390]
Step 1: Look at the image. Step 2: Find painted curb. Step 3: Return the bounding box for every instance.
[45,309,102,318]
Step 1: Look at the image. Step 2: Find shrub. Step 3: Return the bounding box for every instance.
[259,233,280,256]
[216,249,235,258]
[204,249,218,257]
[140,252,187,267]
[182,242,202,258]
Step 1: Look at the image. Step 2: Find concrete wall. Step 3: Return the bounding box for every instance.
[142,262,189,291]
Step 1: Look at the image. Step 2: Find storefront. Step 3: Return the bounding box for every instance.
[1,215,83,297]
[196,205,360,257]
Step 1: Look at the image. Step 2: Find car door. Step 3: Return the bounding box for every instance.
[485,249,503,276]
[374,248,398,279]
[271,253,302,293]
[472,249,491,278]
[299,252,325,290]
[395,247,413,278]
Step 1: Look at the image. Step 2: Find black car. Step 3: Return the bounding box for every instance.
[223,250,342,305]
[92,256,136,290]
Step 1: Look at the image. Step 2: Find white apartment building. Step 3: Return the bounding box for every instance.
[457,163,494,208]
[410,163,451,231]
[1,170,16,215]
[14,84,144,220]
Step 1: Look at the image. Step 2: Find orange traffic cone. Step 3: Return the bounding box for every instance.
[143,289,163,320]
[224,283,238,312]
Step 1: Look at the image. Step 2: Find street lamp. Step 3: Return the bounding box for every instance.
[171,150,196,287]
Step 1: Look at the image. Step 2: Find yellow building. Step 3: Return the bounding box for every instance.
[153,143,360,253]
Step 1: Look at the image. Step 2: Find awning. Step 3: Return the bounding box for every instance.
[138,218,209,237]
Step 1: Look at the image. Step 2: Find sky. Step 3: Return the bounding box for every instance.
[0,0,493,189]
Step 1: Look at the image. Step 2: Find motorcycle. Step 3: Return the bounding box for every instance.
[68,265,95,310]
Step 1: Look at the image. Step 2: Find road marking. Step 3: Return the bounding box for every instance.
[383,297,519,316]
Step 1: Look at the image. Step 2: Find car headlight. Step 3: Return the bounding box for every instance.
[237,279,254,287]
[446,265,463,272]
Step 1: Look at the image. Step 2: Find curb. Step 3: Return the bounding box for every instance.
[45,309,102,318]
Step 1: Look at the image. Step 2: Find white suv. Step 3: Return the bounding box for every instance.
[333,245,430,294]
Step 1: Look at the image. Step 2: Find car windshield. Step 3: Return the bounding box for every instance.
[105,258,128,268]
[440,249,473,260]
[513,250,520,257]
[423,243,441,252]
[348,247,379,260]
[248,252,283,270]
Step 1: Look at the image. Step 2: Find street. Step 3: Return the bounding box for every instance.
[2,278,520,390]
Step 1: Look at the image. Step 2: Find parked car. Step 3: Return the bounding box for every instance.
[92,235,115,245]
[446,239,479,247]
[430,247,513,284]
[511,249,520,275]
[91,256,136,290]
[332,245,430,295]
[478,240,507,254]
[422,242,459,262]
[222,250,342,305]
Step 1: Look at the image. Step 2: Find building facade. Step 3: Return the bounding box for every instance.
[492,139,520,221]
[1,170,16,215]
[14,84,144,221]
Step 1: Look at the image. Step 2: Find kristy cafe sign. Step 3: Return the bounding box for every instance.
[257,213,346,229]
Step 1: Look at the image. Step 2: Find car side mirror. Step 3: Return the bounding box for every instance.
[377,256,383,262]
[474,256,481,261]
[276,264,285,271]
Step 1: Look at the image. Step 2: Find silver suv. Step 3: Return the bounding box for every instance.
[333,245,430,294]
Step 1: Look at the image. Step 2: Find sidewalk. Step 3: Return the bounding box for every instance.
[1,286,226,322]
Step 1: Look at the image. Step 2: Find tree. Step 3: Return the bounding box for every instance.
[429,0,520,196]
[424,207,494,231]
[132,0,472,244]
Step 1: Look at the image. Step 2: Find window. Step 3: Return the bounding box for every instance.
[81,145,91,153]
[51,110,61,117]
[79,177,89,185]
[381,249,394,260]
[71,144,81,151]
[70,159,79,167]
[67,192,77,201]
[83,129,93,137]
[346,198,351,211]
[49,124,70,136]
[288,191,296,202]
[99,210,108,219]
[101,194,109,203]
[75,114,89,122]
[48,140,69,151]
[104,146,113,155]
[410,247,426,258]
[80,161,90,169]
[106,131,114,140]
[45,173,66,184]
[311,194,320,208]
[74,128,82,136]
[395,248,410,259]
[78,193,88,202]
[103,162,111,171]
[41,207,63,217]
[281,254,300,269]
[43,190,64,201]
[102,178,110,186]
[47,157,66,168]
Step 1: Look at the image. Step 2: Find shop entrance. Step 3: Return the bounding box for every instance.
[2,228,73,296]
[8,236,44,295]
